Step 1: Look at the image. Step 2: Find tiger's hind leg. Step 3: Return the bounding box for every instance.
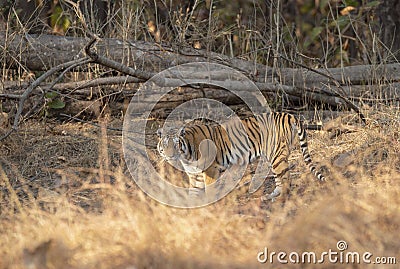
[261,152,290,201]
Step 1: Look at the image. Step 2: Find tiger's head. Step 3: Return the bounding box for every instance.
[156,127,189,162]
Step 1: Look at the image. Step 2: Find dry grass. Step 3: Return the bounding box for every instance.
[0,107,399,269]
[1,2,399,268]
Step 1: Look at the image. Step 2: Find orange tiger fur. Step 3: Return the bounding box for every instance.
[157,112,324,200]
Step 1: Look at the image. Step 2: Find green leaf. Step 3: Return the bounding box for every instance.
[50,5,63,28]
[343,0,359,7]
[45,92,58,99]
[47,99,65,109]
[50,4,70,33]
[300,2,315,14]
[366,1,381,8]
[329,16,350,29]
[62,17,71,31]
[310,26,323,40]
[304,26,323,49]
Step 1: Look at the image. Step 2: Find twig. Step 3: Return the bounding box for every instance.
[0,93,21,99]
[60,113,123,132]
[21,58,94,119]
[51,76,141,92]
[59,114,156,136]
[22,89,45,120]
[60,113,144,135]
[85,37,154,80]
[47,58,92,91]
[1,76,141,95]
[0,57,91,141]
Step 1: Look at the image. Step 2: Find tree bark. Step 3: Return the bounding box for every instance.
[376,0,400,60]
[1,32,399,118]
[3,32,400,86]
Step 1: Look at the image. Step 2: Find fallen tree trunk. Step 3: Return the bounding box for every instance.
[3,76,399,102]
[2,32,400,89]
[0,32,270,78]
[3,32,400,140]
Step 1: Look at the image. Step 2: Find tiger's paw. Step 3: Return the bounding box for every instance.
[261,186,282,202]
[188,188,205,197]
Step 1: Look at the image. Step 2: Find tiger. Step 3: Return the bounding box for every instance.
[156,112,325,201]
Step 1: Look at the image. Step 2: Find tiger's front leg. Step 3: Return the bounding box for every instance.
[204,163,224,197]
[188,173,206,197]
[188,164,223,198]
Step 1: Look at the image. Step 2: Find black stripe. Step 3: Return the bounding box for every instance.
[205,125,213,140]
[216,126,231,165]
[275,166,290,177]
[217,126,233,164]
[272,156,287,169]
[197,125,209,138]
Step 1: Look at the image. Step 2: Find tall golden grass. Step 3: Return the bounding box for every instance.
[1,2,399,268]
[0,108,399,269]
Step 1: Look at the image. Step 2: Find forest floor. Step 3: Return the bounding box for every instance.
[0,105,399,269]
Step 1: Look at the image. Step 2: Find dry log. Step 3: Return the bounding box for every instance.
[0,32,269,77]
[3,76,399,102]
[4,32,400,130]
[2,32,400,89]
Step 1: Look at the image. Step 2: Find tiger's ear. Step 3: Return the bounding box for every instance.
[156,128,163,137]
[178,127,185,136]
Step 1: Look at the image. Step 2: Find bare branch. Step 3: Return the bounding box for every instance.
[0,57,91,141]
[84,37,154,80]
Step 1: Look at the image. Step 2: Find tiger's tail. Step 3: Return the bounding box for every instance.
[296,120,325,181]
